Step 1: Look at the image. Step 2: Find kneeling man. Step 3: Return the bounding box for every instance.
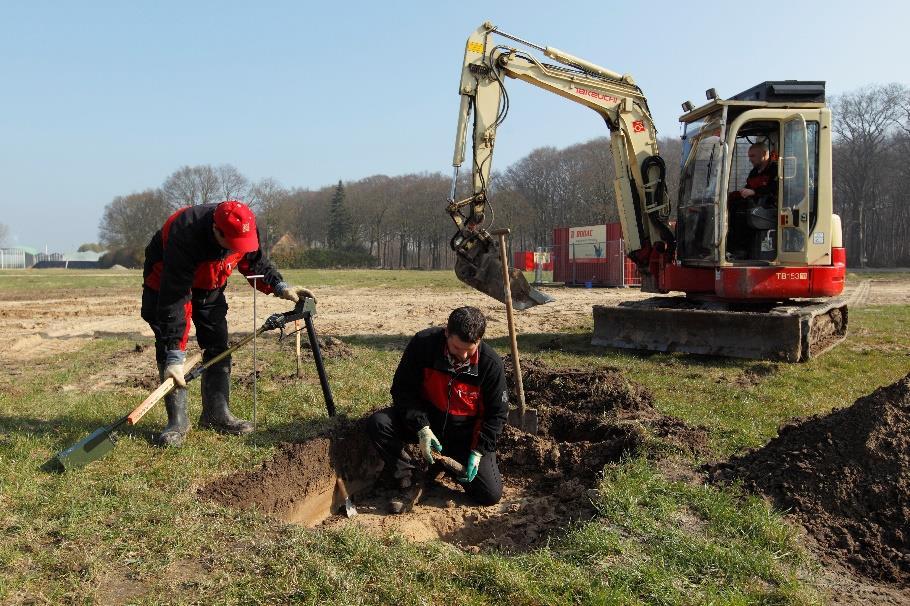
[367,306,508,507]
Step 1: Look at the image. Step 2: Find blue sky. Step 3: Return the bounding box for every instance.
[1,0,906,251]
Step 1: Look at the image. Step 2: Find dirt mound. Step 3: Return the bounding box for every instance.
[510,357,653,414]
[709,373,910,585]
[299,335,354,360]
[200,359,706,552]
[506,357,706,456]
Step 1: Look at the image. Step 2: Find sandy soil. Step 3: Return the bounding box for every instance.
[0,284,651,363]
[1,276,903,363]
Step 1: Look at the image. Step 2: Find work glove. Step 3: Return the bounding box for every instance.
[458,450,482,483]
[163,350,186,387]
[164,363,186,387]
[278,284,316,303]
[417,426,442,464]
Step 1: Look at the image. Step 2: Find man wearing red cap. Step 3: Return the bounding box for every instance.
[141,200,313,447]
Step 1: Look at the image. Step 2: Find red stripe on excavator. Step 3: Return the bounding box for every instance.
[659,247,846,299]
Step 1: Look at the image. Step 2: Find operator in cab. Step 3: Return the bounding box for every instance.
[728,143,779,259]
[739,143,778,202]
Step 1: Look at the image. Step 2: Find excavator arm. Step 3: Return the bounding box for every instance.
[447,22,674,307]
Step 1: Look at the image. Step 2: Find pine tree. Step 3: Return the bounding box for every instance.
[327,180,353,249]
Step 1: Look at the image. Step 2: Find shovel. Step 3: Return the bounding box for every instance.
[51,352,201,471]
[51,299,316,471]
[491,228,538,434]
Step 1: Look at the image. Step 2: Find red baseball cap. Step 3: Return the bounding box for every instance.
[213,200,259,253]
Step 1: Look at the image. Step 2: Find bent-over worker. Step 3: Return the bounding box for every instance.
[141,200,314,447]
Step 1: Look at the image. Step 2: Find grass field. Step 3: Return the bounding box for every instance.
[1,270,908,604]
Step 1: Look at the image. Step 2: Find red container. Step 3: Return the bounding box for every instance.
[552,223,639,286]
[512,251,534,271]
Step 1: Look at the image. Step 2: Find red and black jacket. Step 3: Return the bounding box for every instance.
[390,327,509,455]
[745,161,778,199]
[142,204,285,351]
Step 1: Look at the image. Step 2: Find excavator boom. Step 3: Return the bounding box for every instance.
[447,22,672,309]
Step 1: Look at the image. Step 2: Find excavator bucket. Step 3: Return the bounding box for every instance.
[454,239,554,310]
[592,296,848,362]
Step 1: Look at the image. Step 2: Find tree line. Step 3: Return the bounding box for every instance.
[97,83,909,269]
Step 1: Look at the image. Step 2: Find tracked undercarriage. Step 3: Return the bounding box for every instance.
[592,296,848,362]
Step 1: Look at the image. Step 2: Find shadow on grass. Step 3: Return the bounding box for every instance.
[338,331,754,372]
[0,413,158,444]
[0,414,161,473]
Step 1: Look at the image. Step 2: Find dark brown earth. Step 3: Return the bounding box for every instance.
[709,372,910,586]
[199,359,707,552]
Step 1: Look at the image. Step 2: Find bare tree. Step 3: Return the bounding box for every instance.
[248,178,290,251]
[162,165,220,209]
[98,189,171,251]
[0,223,9,246]
[216,164,250,201]
[832,83,905,267]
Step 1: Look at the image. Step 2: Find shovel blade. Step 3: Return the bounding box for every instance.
[53,425,118,471]
[455,241,554,311]
[508,407,538,434]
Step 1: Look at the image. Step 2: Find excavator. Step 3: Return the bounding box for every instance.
[446,22,848,361]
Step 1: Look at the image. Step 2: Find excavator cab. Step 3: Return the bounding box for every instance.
[676,82,834,278]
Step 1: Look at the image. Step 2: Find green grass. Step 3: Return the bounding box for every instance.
[0,268,469,294]
[2,271,909,604]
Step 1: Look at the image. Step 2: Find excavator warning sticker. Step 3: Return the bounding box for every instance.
[632,120,646,132]
[467,41,484,54]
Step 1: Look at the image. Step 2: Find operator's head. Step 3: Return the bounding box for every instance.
[213,200,259,253]
[445,306,486,362]
[747,143,770,168]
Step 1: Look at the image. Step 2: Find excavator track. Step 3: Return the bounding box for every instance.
[592,296,848,362]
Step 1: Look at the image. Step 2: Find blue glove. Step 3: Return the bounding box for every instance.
[458,450,482,483]
[417,426,442,464]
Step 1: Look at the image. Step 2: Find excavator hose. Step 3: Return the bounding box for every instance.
[641,155,676,250]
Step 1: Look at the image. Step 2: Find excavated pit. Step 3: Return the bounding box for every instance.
[709,372,910,586]
[199,359,707,551]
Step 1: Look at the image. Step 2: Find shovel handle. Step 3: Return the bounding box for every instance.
[494,231,527,418]
[127,353,202,425]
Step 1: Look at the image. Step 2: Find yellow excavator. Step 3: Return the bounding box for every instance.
[446,22,848,361]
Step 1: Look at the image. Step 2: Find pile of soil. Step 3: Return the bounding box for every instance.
[508,357,708,459]
[200,359,707,552]
[298,335,354,360]
[709,373,910,585]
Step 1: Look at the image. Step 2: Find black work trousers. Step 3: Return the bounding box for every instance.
[140,286,232,372]
[366,407,503,505]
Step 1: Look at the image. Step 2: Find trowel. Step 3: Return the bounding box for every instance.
[335,477,358,517]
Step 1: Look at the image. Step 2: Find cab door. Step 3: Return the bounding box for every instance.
[778,115,811,264]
